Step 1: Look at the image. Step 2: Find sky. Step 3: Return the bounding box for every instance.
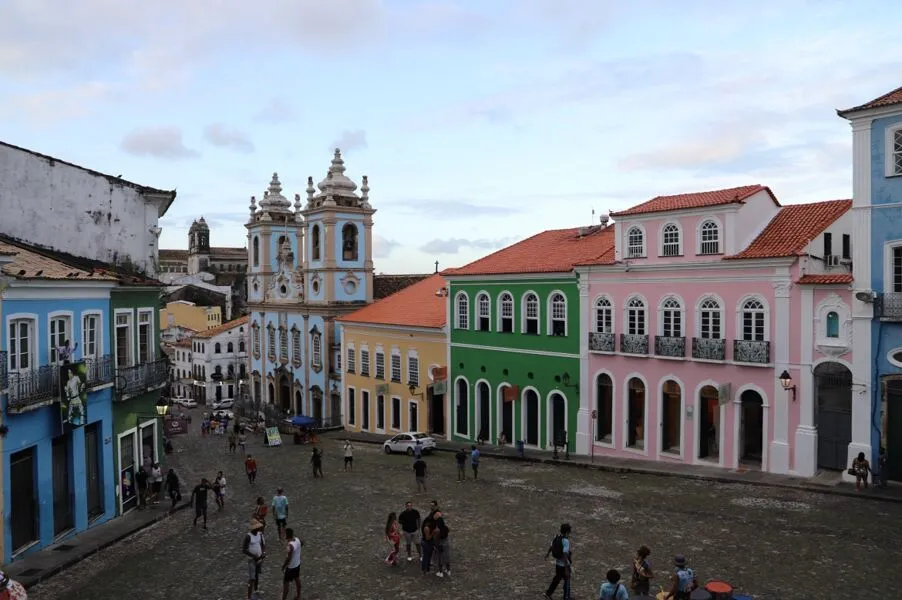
[2,1,901,274]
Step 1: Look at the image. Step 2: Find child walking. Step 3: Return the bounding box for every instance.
[384,512,401,566]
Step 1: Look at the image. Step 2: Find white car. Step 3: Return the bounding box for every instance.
[182,398,198,408]
[212,409,234,421]
[383,432,437,455]
[212,399,234,410]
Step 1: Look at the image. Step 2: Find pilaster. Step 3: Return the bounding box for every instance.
[576,275,591,456]
[769,279,791,474]
[364,217,374,303]
[794,286,817,476]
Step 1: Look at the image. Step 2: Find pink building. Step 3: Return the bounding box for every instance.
[575,185,857,478]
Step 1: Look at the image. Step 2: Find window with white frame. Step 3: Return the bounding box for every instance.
[408,353,419,386]
[890,126,902,176]
[627,226,645,258]
[626,297,647,335]
[83,313,100,359]
[291,327,301,366]
[115,312,132,367]
[661,223,680,256]
[523,292,539,334]
[375,349,385,379]
[455,293,469,329]
[252,323,261,357]
[390,350,402,382]
[594,297,613,333]
[49,314,70,364]
[476,293,491,331]
[892,245,902,292]
[138,310,153,363]
[660,297,683,337]
[391,396,401,430]
[698,297,722,339]
[741,298,766,341]
[8,318,35,371]
[346,346,356,373]
[267,324,276,359]
[279,326,288,362]
[699,220,721,255]
[360,348,370,376]
[311,331,322,367]
[549,293,567,336]
[499,292,514,333]
[334,349,341,372]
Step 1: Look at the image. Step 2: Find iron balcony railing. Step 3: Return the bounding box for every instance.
[692,337,726,361]
[0,351,7,391]
[733,339,771,365]
[85,354,114,388]
[116,359,169,399]
[620,333,649,355]
[875,293,902,320]
[588,332,615,353]
[654,336,686,358]
[7,365,59,412]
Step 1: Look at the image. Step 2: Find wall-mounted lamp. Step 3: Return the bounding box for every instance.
[778,370,797,402]
[155,397,170,416]
[435,287,449,297]
[560,372,578,389]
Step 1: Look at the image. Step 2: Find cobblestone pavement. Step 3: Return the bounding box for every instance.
[28,423,902,600]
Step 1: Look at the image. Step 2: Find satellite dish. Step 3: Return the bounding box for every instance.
[855,291,875,303]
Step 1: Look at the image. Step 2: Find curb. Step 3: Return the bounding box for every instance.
[337,435,902,505]
[20,502,190,591]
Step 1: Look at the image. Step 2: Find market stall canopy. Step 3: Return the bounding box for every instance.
[288,415,318,427]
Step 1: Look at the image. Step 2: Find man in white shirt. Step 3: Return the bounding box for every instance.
[281,527,302,600]
[243,520,266,600]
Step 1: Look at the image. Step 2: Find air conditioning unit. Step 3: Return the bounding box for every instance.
[826,255,841,267]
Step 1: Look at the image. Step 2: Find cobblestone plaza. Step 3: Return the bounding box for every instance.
[28,424,901,600]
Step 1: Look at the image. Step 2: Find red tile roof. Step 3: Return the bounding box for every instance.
[194,315,249,339]
[797,274,853,285]
[610,185,775,217]
[448,226,614,276]
[726,199,852,260]
[838,85,902,117]
[0,239,118,281]
[338,274,447,329]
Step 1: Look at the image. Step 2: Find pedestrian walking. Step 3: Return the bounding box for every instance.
[398,501,421,562]
[343,440,354,472]
[311,447,324,478]
[851,451,871,491]
[245,454,258,484]
[253,496,268,530]
[281,528,302,600]
[135,465,149,509]
[238,430,248,454]
[214,471,227,509]
[630,545,653,596]
[413,456,428,493]
[543,523,572,600]
[243,519,266,600]
[164,468,181,512]
[420,511,437,574]
[190,478,212,529]
[414,439,423,460]
[599,569,630,600]
[150,462,163,504]
[470,445,480,480]
[384,512,401,566]
[455,447,467,481]
[433,511,452,577]
[271,488,289,540]
[665,555,698,600]
[229,430,238,453]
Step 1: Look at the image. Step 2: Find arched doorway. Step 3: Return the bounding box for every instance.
[476,382,490,441]
[294,390,302,415]
[698,385,720,461]
[330,392,341,427]
[661,380,681,454]
[739,390,764,465]
[310,386,323,422]
[455,378,469,436]
[595,374,613,443]
[523,389,540,446]
[279,375,291,414]
[815,362,852,471]
[499,385,514,443]
[627,378,646,450]
[549,392,566,447]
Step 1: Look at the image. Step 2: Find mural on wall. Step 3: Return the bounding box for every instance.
[59,361,87,430]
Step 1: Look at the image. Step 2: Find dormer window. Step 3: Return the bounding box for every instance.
[626,226,645,258]
[661,223,680,257]
[699,220,720,255]
[889,125,902,177]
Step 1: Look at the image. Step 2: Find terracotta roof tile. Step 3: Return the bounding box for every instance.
[797,274,853,285]
[194,315,249,339]
[210,246,247,257]
[449,225,614,276]
[726,199,852,260]
[159,249,188,261]
[838,85,902,117]
[374,274,431,299]
[611,185,774,217]
[0,239,118,281]
[339,274,447,328]
[172,339,193,348]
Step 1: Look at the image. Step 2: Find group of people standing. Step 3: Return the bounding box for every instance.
[384,500,452,578]
[241,487,302,600]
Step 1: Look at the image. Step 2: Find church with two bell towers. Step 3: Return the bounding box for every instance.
[246,149,376,424]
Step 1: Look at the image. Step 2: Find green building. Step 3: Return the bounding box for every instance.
[445,225,612,452]
[110,285,169,515]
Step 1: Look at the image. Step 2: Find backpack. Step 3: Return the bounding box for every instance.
[549,534,564,559]
[676,567,695,592]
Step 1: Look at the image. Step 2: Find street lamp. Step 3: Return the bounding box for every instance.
[778,370,797,402]
[155,397,170,416]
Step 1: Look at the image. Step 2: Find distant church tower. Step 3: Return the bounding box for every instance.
[187,217,211,275]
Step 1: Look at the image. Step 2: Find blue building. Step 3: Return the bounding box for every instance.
[0,237,118,562]
[245,150,376,425]
[840,85,902,482]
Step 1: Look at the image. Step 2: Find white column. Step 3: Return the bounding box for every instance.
[769,279,792,474]
[445,286,453,442]
[794,286,817,476]
[575,273,591,455]
[339,325,346,426]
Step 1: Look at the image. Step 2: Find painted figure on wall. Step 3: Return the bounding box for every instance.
[59,361,87,428]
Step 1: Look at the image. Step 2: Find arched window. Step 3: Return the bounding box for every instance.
[699,220,721,255]
[549,293,567,336]
[342,223,358,261]
[455,293,469,329]
[239,339,246,353]
[741,298,766,341]
[311,225,321,261]
[594,297,613,333]
[214,342,221,354]
[498,292,514,332]
[476,293,491,331]
[227,342,234,353]
[523,292,539,334]
[252,236,260,267]
[660,297,683,337]
[661,223,680,257]
[626,297,646,335]
[627,226,645,258]
[698,297,722,339]
[826,311,840,338]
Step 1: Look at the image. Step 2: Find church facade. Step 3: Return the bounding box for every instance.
[246,149,375,426]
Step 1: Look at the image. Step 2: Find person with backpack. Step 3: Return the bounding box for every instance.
[420,512,437,574]
[598,569,629,600]
[665,555,697,600]
[630,545,653,596]
[433,511,452,577]
[543,523,572,600]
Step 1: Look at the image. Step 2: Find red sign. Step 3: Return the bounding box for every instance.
[433,366,448,381]
[502,385,520,403]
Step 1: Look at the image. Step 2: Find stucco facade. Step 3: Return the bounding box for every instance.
[160,300,222,332]
[187,316,249,406]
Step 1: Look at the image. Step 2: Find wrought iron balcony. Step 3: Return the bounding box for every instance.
[875,293,902,321]
[654,336,685,358]
[588,332,615,353]
[620,333,649,355]
[116,359,169,400]
[733,339,770,365]
[692,337,726,361]
[0,351,6,391]
[7,365,59,412]
[85,354,114,388]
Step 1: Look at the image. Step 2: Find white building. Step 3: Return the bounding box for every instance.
[0,141,177,278]
[184,316,249,405]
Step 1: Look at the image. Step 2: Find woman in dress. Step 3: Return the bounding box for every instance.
[852,451,871,491]
[384,512,401,566]
[253,496,268,530]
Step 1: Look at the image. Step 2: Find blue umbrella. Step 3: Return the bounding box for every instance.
[290,415,318,427]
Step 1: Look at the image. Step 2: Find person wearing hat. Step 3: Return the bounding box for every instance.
[243,519,267,600]
[665,555,697,600]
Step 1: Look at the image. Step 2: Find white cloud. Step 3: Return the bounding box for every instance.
[419,237,517,255]
[373,235,400,259]
[203,124,255,153]
[254,98,297,123]
[0,81,117,123]
[120,127,199,159]
[330,130,368,153]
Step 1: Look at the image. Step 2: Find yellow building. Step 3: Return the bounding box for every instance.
[338,273,448,436]
[159,300,221,332]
